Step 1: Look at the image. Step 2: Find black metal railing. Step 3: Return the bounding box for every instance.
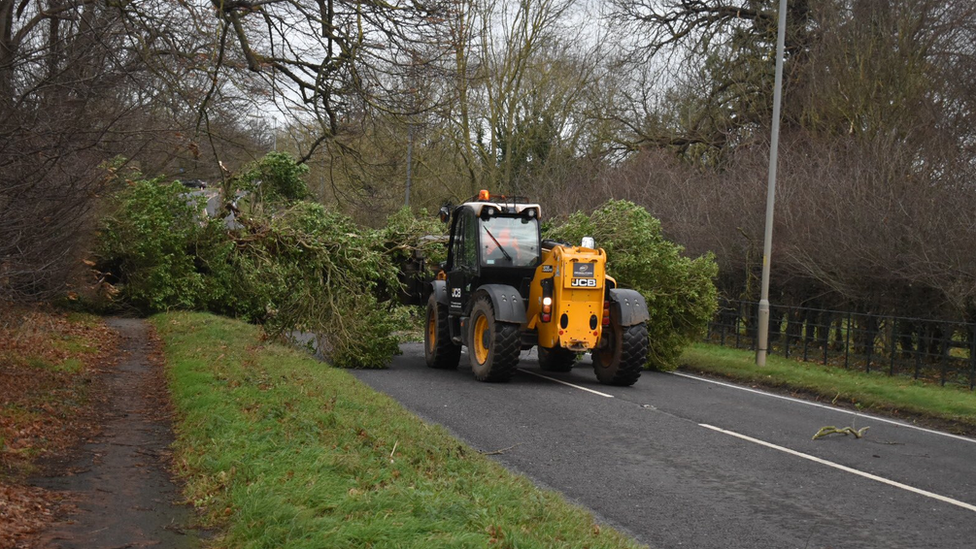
[707,300,976,390]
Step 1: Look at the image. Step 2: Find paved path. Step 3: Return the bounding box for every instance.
[354,343,976,549]
[34,318,200,549]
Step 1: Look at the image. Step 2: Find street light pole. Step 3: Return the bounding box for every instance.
[757,0,788,367]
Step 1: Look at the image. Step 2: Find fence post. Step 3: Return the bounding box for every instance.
[914,320,922,380]
[941,322,949,386]
[970,324,975,391]
[720,309,726,346]
[823,316,830,365]
[735,301,742,349]
[866,315,874,374]
[844,312,852,369]
[889,319,896,377]
[783,307,793,358]
[750,301,757,351]
[802,315,810,361]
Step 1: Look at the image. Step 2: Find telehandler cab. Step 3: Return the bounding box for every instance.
[419,191,650,385]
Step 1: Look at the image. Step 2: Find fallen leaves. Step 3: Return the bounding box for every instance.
[0,484,72,549]
[0,303,120,548]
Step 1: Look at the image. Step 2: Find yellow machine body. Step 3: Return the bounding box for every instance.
[526,245,614,352]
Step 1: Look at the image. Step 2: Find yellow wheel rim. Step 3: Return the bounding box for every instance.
[473,314,490,364]
[427,310,437,353]
[596,327,614,368]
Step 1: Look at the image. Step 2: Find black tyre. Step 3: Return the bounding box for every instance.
[425,294,461,369]
[538,345,576,372]
[468,297,520,382]
[593,320,648,386]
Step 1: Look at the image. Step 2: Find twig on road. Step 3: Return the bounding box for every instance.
[812,426,870,440]
[480,443,521,456]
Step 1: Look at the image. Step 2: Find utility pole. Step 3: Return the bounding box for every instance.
[757,0,788,367]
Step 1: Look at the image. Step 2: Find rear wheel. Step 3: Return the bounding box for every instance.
[538,345,576,372]
[425,294,461,369]
[468,297,520,382]
[593,319,648,386]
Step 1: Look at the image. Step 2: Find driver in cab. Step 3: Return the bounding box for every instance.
[483,227,518,263]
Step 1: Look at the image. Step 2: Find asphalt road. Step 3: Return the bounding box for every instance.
[353,343,976,549]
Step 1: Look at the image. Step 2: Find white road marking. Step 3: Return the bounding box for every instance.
[700,423,976,513]
[673,371,976,445]
[518,369,614,398]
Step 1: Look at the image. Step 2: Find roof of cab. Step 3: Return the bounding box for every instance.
[459,200,541,218]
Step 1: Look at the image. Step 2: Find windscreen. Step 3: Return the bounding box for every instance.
[481,216,539,268]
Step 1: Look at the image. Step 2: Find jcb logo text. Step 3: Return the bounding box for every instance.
[570,278,597,287]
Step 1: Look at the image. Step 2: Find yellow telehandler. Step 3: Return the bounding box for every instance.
[414,191,649,385]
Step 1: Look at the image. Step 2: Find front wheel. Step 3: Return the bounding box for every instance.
[468,298,520,382]
[425,294,461,369]
[593,320,648,386]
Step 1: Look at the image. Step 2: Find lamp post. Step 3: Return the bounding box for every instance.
[757,0,788,367]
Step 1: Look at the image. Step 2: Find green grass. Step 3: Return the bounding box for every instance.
[26,357,54,370]
[152,312,645,549]
[680,343,976,431]
[53,337,98,355]
[64,311,101,326]
[25,356,83,373]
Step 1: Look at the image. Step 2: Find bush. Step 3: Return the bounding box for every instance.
[230,202,401,368]
[546,200,718,370]
[97,177,206,312]
[95,154,408,369]
[375,207,448,301]
[379,207,448,267]
[234,151,310,203]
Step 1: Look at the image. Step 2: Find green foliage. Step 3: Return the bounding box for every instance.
[378,207,448,282]
[546,200,718,370]
[379,207,447,262]
[231,202,402,368]
[235,151,310,203]
[96,177,206,311]
[96,154,415,369]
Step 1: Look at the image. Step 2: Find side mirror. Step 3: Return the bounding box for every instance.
[581,237,595,249]
[438,204,451,223]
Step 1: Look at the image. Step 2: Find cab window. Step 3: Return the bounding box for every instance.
[481,216,539,268]
[453,209,478,270]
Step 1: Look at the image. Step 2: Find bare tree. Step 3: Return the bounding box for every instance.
[0,1,268,300]
[595,0,976,321]
[0,2,141,298]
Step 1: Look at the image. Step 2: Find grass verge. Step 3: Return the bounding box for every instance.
[152,311,645,549]
[680,343,976,433]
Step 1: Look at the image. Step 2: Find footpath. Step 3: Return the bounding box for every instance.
[32,318,200,549]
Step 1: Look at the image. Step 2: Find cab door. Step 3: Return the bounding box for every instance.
[447,208,479,315]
